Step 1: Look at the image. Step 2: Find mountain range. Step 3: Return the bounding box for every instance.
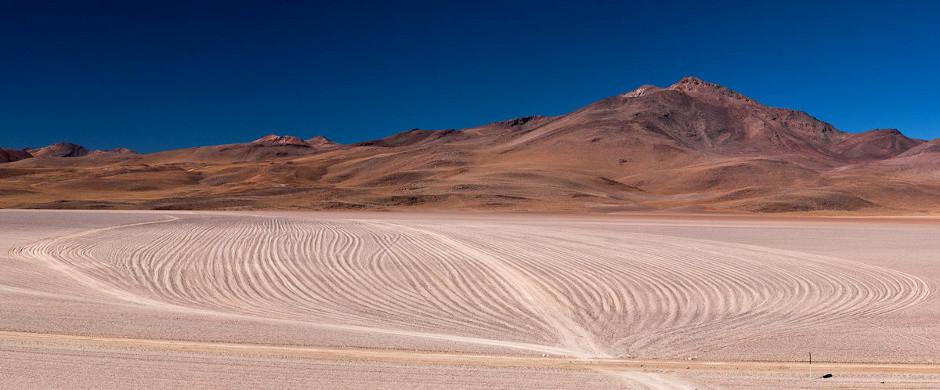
[2,77,938,214]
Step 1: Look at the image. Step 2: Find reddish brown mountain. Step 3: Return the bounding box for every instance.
[471,76,849,165]
[0,148,32,163]
[305,136,341,149]
[90,148,141,156]
[352,129,459,147]
[859,138,940,180]
[0,144,140,165]
[27,142,90,158]
[832,129,924,160]
[0,77,937,214]
[134,134,342,164]
[900,138,940,156]
[250,134,342,149]
[251,134,311,147]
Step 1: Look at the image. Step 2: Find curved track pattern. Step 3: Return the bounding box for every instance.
[10,214,932,358]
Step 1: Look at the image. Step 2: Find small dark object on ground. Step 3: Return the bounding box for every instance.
[821,373,833,379]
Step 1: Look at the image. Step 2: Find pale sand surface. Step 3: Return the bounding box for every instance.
[1,341,631,390]
[1,210,938,388]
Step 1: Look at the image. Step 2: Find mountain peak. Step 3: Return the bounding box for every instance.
[306,135,332,143]
[28,142,90,158]
[674,76,705,85]
[620,85,660,98]
[251,134,310,147]
[90,147,141,156]
[306,136,342,149]
[668,76,753,103]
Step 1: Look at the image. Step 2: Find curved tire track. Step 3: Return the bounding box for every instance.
[10,213,932,359]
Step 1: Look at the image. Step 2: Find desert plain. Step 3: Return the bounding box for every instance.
[1,209,938,389]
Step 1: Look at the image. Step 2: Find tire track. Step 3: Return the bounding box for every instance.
[10,213,933,360]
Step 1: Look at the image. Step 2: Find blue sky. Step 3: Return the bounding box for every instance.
[2,0,938,152]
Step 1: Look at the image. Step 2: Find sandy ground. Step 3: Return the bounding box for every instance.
[1,210,938,388]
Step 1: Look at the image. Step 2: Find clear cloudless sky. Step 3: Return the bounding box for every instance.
[2,0,939,153]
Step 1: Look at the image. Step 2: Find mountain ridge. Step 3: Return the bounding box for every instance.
[2,77,938,214]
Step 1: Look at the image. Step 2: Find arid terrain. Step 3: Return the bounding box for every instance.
[2,209,938,389]
[2,77,938,388]
[2,77,940,215]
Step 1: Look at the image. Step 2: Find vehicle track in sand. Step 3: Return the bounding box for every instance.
[9,213,933,359]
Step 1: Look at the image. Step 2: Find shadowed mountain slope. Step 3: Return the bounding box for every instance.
[0,148,32,163]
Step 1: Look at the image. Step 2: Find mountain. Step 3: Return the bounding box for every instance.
[306,136,341,149]
[0,143,140,165]
[857,138,940,180]
[90,148,141,156]
[251,134,312,147]
[0,148,32,163]
[138,134,341,164]
[27,142,90,158]
[352,129,459,147]
[251,134,342,149]
[0,78,937,214]
[831,129,924,160]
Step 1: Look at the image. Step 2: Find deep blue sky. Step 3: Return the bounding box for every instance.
[2,1,938,153]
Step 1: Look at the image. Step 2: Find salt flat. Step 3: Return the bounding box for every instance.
[1,210,938,389]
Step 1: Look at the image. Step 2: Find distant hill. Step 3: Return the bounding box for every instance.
[27,142,91,158]
[0,148,32,163]
[0,142,141,164]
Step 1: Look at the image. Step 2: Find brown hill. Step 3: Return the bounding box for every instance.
[140,134,341,164]
[856,138,940,180]
[305,136,342,149]
[352,129,459,147]
[90,147,141,156]
[0,78,938,214]
[27,142,90,158]
[0,148,32,163]
[900,138,940,156]
[3,145,142,169]
[832,129,924,160]
[251,134,311,147]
